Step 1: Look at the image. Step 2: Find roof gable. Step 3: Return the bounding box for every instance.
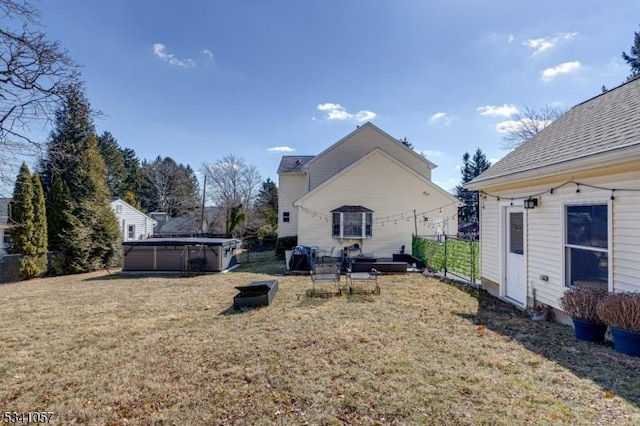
[295,148,455,206]
[110,198,157,224]
[471,77,640,187]
[303,122,436,170]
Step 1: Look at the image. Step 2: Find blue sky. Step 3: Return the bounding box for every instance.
[28,0,640,194]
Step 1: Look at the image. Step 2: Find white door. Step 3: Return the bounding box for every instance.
[505,208,526,305]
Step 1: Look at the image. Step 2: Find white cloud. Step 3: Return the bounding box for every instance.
[267,146,295,153]
[507,34,514,44]
[153,43,195,68]
[421,150,443,158]
[540,61,581,82]
[523,32,577,56]
[476,104,518,117]
[201,49,214,60]
[316,103,377,122]
[428,112,453,126]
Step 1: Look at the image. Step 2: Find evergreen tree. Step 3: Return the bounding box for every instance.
[98,131,126,198]
[46,173,72,252]
[254,178,278,237]
[30,173,48,276]
[121,148,143,205]
[9,163,35,278]
[455,148,491,224]
[9,163,47,279]
[40,84,95,198]
[140,156,199,216]
[622,25,640,81]
[40,86,120,274]
[53,136,121,273]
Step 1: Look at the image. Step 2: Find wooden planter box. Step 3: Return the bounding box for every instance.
[234,280,278,309]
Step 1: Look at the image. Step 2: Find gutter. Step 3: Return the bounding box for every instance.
[466,143,640,190]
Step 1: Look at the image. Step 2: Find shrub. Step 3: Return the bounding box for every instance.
[559,288,608,323]
[275,236,297,256]
[597,292,640,333]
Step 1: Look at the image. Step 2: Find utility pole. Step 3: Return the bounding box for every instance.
[200,175,207,234]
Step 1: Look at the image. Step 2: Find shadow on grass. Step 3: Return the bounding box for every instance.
[82,272,186,282]
[218,305,255,316]
[445,278,640,409]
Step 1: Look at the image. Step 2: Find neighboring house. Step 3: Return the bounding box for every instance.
[110,199,157,241]
[277,122,458,258]
[152,207,219,236]
[0,198,13,254]
[466,77,640,316]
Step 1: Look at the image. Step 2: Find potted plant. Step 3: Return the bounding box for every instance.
[597,292,640,357]
[559,288,608,342]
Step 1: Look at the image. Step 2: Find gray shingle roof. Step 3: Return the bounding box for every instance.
[277,156,315,174]
[471,76,640,185]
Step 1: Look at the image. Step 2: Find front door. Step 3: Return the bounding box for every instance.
[505,207,526,305]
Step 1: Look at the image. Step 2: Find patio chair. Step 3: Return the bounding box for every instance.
[347,263,380,295]
[310,264,341,296]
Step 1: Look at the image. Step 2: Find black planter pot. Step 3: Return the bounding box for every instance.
[610,326,640,357]
[572,318,607,343]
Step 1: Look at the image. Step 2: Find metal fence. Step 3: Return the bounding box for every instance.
[0,254,21,284]
[412,235,480,283]
[0,252,57,284]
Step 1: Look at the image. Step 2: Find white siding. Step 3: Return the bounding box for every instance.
[306,125,433,191]
[277,173,306,238]
[110,200,156,241]
[479,196,500,285]
[297,150,456,258]
[479,168,640,310]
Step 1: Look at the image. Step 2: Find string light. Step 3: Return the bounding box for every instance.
[479,180,640,205]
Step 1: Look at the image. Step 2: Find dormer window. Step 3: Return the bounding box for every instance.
[331,205,373,238]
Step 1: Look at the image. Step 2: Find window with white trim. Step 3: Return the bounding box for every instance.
[331,206,373,238]
[115,204,122,214]
[565,204,608,290]
[128,224,135,240]
[283,212,290,223]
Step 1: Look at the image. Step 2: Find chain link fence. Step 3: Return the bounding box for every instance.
[0,254,21,284]
[0,252,57,284]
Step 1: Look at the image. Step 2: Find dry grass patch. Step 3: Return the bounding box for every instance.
[0,255,639,425]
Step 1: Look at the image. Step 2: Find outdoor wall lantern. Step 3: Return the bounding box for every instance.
[524,197,538,209]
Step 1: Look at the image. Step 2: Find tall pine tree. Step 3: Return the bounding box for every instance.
[254,178,278,237]
[622,25,640,81]
[40,86,120,274]
[9,163,47,279]
[46,173,72,253]
[31,173,48,276]
[455,148,491,225]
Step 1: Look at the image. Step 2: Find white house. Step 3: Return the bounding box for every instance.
[0,198,13,254]
[110,199,157,242]
[466,77,640,316]
[277,122,457,258]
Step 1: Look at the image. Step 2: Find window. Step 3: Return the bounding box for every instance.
[565,204,608,290]
[331,206,373,238]
[115,204,122,214]
[128,225,135,240]
[283,212,290,223]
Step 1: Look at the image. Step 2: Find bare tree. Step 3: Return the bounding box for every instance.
[0,0,80,189]
[201,154,262,234]
[140,157,199,217]
[500,105,567,150]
